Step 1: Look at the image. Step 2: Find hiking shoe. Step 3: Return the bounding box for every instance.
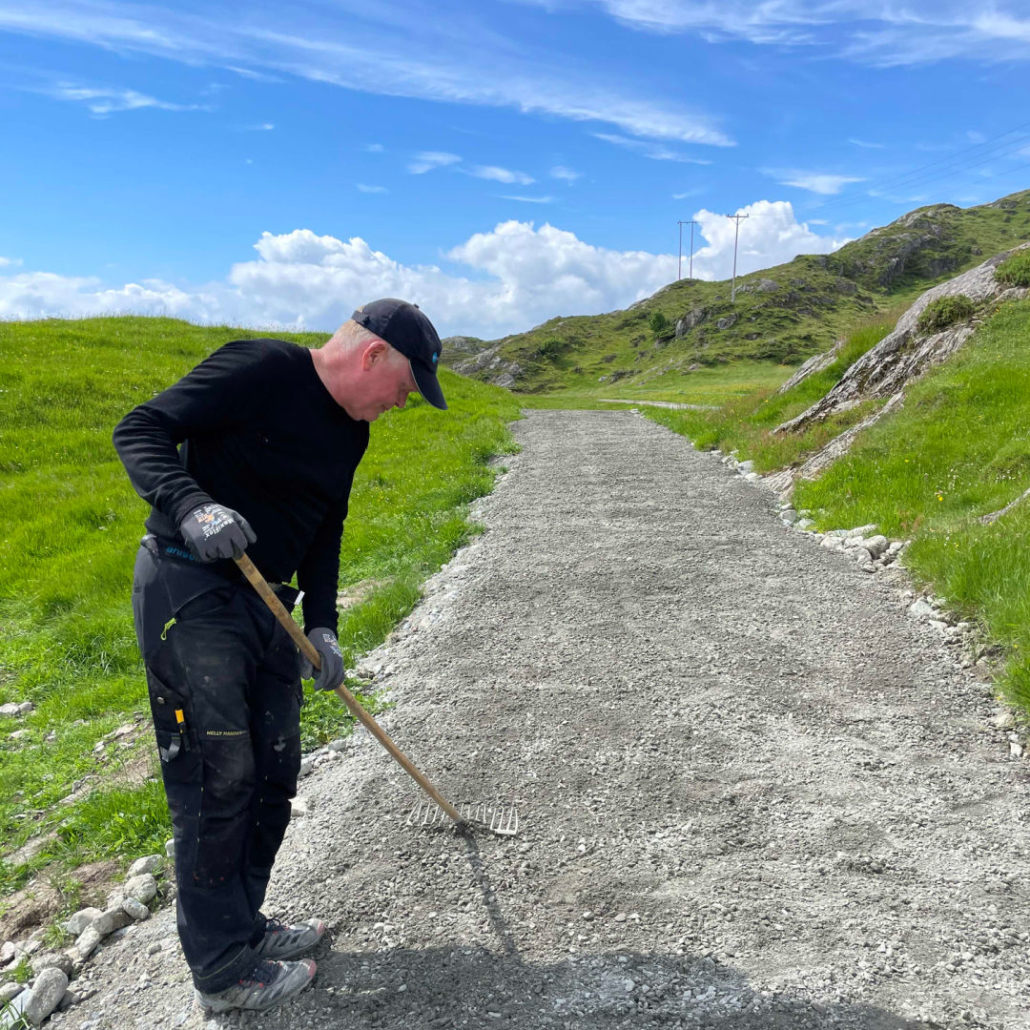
[195,958,316,1014]
[257,916,327,960]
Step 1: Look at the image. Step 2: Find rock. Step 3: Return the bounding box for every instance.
[121,898,150,922]
[0,703,21,717]
[22,967,68,1025]
[17,703,33,715]
[298,757,314,778]
[92,908,133,937]
[56,989,77,1012]
[1,941,20,965]
[0,982,23,1003]
[165,838,176,859]
[30,952,73,977]
[146,942,162,956]
[848,524,878,537]
[796,519,816,530]
[865,535,889,558]
[124,874,158,904]
[908,599,935,621]
[127,855,163,878]
[781,509,798,525]
[820,537,843,551]
[74,927,101,960]
[327,739,348,753]
[291,798,310,818]
[745,472,761,483]
[1011,742,1024,759]
[8,730,28,741]
[738,460,755,472]
[850,547,873,564]
[993,711,1017,730]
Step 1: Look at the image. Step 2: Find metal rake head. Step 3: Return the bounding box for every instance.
[407,798,520,837]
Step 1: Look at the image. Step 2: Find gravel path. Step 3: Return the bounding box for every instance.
[65,410,1030,1030]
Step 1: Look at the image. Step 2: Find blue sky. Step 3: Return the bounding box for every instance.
[2,0,1030,338]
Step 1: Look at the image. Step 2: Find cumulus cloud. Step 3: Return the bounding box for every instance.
[690,201,850,280]
[407,151,461,174]
[470,165,535,185]
[0,207,847,338]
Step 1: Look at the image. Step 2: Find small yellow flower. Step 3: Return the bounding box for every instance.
[937,494,944,501]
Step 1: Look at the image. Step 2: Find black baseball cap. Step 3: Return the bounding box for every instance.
[351,298,447,410]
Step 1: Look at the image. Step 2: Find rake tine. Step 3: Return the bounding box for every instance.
[406,799,520,836]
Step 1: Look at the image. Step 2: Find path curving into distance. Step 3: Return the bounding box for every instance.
[83,410,1030,1030]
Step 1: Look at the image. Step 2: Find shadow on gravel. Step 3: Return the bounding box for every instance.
[255,837,918,1030]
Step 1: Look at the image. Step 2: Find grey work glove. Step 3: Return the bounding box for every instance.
[178,503,256,562]
[300,627,345,691]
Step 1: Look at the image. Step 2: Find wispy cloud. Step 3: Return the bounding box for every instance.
[550,165,581,182]
[247,122,274,131]
[770,170,866,195]
[471,165,535,185]
[407,151,461,174]
[594,133,713,164]
[364,143,385,153]
[0,3,733,144]
[356,183,388,193]
[40,82,204,115]
[498,194,553,203]
[673,187,705,200]
[0,255,22,267]
[848,137,885,149]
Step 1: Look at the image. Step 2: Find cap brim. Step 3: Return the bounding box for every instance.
[410,360,448,410]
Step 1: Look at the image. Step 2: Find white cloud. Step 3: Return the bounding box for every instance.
[249,122,274,130]
[0,208,846,338]
[364,143,385,153]
[847,137,885,149]
[689,201,850,280]
[41,82,203,115]
[407,151,461,174]
[774,171,866,195]
[0,256,22,267]
[673,187,705,199]
[470,165,535,185]
[499,194,553,203]
[550,166,581,181]
[356,183,388,193]
[594,132,712,163]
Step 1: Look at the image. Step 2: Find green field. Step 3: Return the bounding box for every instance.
[0,316,520,899]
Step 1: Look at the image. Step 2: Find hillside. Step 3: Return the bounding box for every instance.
[456,189,1030,393]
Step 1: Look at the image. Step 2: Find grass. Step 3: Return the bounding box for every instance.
[791,299,1030,706]
[0,315,520,898]
[639,309,904,471]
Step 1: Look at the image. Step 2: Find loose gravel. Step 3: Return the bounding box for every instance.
[54,410,1030,1030]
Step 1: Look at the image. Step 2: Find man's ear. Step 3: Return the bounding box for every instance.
[360,339,389,370]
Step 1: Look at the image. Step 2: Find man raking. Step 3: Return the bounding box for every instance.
[113,299,446,1014]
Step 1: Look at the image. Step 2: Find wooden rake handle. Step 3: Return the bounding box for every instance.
[233,553,464,828]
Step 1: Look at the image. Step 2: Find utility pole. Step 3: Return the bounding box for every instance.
[726,212,748,302]
[677,219,698,280]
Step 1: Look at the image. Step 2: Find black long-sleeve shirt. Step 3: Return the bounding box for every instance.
[113,338,369,634]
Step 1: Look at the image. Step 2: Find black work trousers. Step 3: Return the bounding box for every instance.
[131,545,303,993]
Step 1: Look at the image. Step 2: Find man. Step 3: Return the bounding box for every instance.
[113,299,446,1014]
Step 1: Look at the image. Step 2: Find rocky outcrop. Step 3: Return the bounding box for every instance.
[453,344,524,389]
[774,245,1030,435]
[775,338,844,395]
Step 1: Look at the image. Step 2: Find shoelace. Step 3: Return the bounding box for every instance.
[264,918,289,935]
[240,959,282,987]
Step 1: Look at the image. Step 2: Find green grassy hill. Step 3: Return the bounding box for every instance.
[0,317,518,906]
[460,189,1030,394]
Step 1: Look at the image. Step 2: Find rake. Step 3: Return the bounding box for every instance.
[235,554,519,837]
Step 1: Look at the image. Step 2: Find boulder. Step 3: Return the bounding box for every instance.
[92,907,133,938]
[63,908,103,936]
[121,898,150,922]
[74,926,101,960]
[127,855,163,878]
[22,967,68,1026]
[124,873,158,905]
[29,951,73,977]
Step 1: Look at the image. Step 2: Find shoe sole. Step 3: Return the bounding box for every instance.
[196,959,316,1014]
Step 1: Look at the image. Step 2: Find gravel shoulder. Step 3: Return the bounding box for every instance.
[58,410,1030,1030]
